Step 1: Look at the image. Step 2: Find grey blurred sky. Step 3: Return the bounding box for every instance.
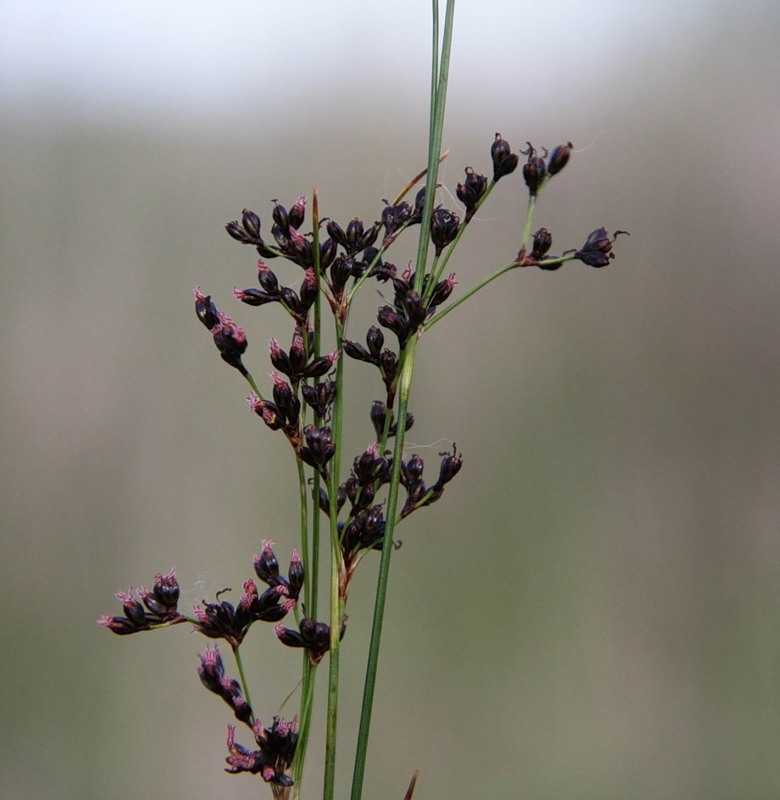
[2,0,712,124]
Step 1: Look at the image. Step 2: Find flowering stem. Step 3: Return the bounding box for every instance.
[522,194,538,250]
[424,180,495,302]
[350,4,455,799]
[323,317,347,800]
[350,336,418,800]
[231,645,254,723]
[292,656,317,792]
[310,188,323,621]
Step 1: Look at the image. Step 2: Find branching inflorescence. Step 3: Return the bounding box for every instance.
[100,7,625,799]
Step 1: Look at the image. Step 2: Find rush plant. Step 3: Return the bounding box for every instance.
[99,3,625,798]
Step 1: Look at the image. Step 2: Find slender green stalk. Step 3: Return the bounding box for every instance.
[349,338,418,800]
[310,189,323,620]
[231,645,254,722]
[323,317,347,800]
[423,179,500,302]
[292,656,317,793]
[295,458,308,627]
[426,253,577,331]
[290,190,324,796]
[350,4,455,799]
[521,194,538,251]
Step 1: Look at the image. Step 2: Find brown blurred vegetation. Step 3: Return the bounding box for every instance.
[1,5,779,799]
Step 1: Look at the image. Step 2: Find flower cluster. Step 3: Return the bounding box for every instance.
[101,128,623,795]
[98,568,185,635]
[225,719,298,786]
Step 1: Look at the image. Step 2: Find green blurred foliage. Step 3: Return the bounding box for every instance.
[1,5,779,799]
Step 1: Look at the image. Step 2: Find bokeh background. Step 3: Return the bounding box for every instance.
[1,1,778,798]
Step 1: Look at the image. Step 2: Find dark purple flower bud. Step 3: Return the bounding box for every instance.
[236,287,277,308]
[226,209,264,245]
[212,312,248,374]
[254,539,280,585]
[269,338,292,375]
[353,442,383,485]
[402,290,426,331]
[193,591,253,648]
[522,144,547,196]
[456,167,488,223]
[288,333,308,375]
[299,268,318,312]
[279,286,303,316]
[257,260,279,294]
[224,726,265,776]
[241,209,262,239]
[252,584,295,623]
[197,644,226,692]
[430,207,460,256]
[330,255,354,294]
[343,339,371,362]
[411,187,427,224]
[370,400,388,441]
[299,425,335,472]
[574,227,628,268]
[319,236,337,270]
[289,196,306,230]
[548,141,572,176]
[531,228,553,260]
[275,617,335,665]
[428,273,457,309]
[225,220,249,243]
[272,200,289,232]
[150,568,179,610]
[381,201,413,244]
[379,349,398,383]
[402,454,425,487]
[300,618,333,660]
[247,393,285,431]
[303,350,339,380]
[377,305,409,344]
[365,326,384,357]
[401,481,429,518]
[491,133,519,181]
[118,590,148,627]
[436,450,463,486]
[326,219,346,246]
[194,287,220,330]
[301,379,336,418]
[288,549,304,598]
[97,614,137,635]
[364,504,385,540]
[352,218,380,252]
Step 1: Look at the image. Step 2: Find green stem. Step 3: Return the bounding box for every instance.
[296,457,308,627]
[310,188,323,621]
[323,317,346,800]
[231,645,254,723]
[425,260,519,330]
[350,4,455,799]
[424,179,499,302]
[349,336,419,800]
[292,657,317,792]
[521,194,538,250]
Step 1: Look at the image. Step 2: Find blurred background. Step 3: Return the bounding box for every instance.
[1,1,779,798]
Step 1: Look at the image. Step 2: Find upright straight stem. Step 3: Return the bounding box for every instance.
[323,316,346,800]
[350,4,455,799]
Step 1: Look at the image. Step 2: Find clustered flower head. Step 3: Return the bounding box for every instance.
[100,543,313,787]
[225,718,298,786]
[101,129,624,794]
[98,568,185,635]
